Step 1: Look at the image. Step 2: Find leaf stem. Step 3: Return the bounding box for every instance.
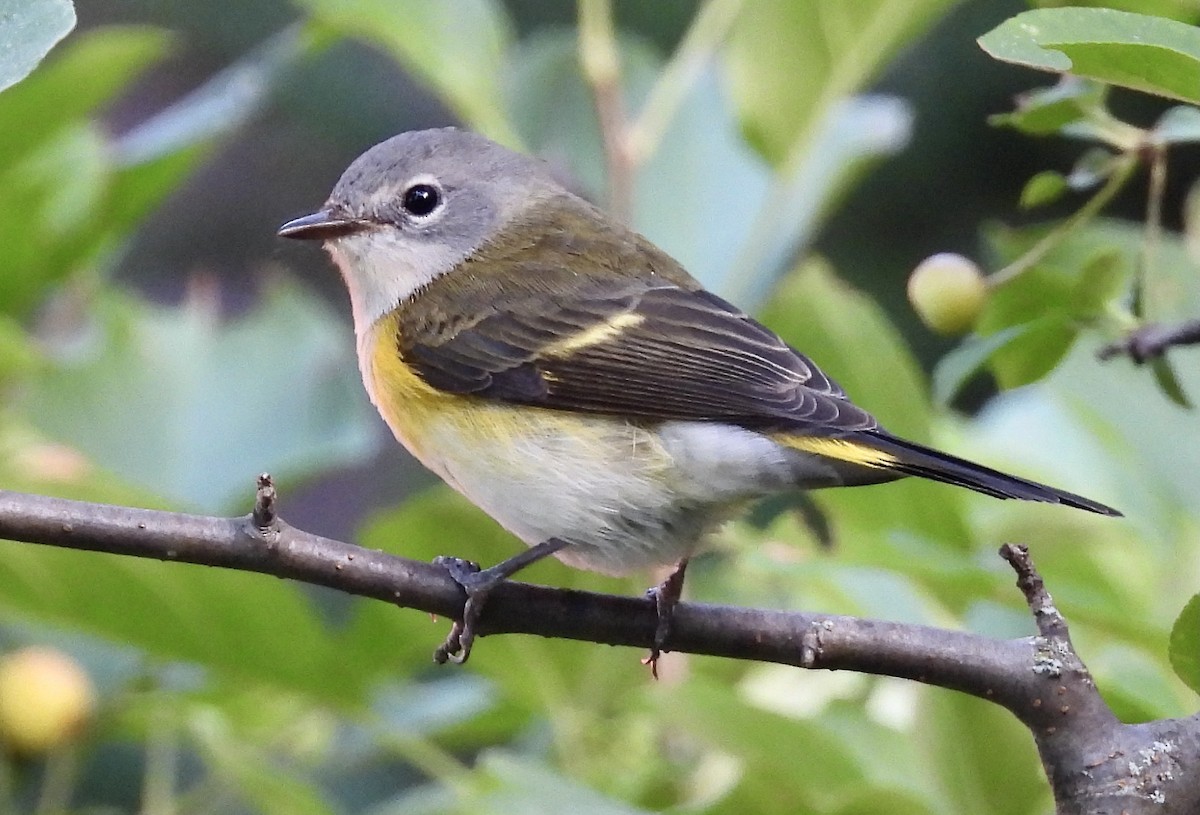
[1137,140,1168,319]
[625,0,747,165]
[989,152,1139,288]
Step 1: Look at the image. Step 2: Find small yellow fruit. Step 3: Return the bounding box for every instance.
[907,253,988,336]
[0,647,96,754]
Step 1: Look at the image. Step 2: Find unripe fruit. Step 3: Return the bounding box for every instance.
[0,647,96,754]
[907,253,988,336]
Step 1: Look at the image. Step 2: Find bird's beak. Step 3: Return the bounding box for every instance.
[277,209,370,241]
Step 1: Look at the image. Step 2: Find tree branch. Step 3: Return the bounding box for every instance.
[0,482,1196,814]
[1097,319,1200,364]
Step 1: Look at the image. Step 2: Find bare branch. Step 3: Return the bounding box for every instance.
[0,485,1196,813]
[1098,319,1200,364]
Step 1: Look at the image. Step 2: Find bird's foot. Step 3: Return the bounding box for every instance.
[641,560,688,679]
[432,556,495,665]
[431,539,570,665]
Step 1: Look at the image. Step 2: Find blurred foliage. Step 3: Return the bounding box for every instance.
[0,1,1196,813]
[0,0,74,93]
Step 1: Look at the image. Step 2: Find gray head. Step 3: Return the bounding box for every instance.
[279,128,564,333]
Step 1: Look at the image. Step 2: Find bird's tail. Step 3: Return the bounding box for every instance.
[852,430,1121,516]
[777,427,1123,516]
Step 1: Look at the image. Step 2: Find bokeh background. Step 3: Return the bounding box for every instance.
[1,1,1198,813]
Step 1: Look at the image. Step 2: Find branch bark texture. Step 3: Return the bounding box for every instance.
[0,484,1195,815]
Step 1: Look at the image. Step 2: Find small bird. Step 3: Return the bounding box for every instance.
[279,128,1120,666]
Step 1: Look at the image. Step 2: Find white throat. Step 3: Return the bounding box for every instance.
[325,227,467,339]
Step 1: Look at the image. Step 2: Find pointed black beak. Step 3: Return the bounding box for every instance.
[277,210,370,241]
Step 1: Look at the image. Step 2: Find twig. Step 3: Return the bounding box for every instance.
[989,154,1138,288]
[0,486,1197,813]
[1001,542,1071,642]
[1097,319,1200,364]
[1135,140,1168,320]
[252,473,277,531]
[577,0,633,223]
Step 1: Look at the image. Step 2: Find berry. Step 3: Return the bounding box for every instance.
[0,647,95,754]
[907,253,988,336]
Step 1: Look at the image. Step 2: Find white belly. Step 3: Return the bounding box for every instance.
[411,409,799,576]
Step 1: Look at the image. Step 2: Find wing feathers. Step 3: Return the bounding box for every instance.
[398,283,873,432]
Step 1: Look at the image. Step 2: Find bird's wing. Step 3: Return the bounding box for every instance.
[398,283,878,434]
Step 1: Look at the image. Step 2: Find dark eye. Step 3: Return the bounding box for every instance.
[402,183,441,218]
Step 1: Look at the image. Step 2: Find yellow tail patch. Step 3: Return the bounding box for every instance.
[774,435,898,469]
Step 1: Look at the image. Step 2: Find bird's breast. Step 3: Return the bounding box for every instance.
[357,311,802,575]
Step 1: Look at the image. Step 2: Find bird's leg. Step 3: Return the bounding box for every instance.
[433,537,568,664]
[642,558,689,678]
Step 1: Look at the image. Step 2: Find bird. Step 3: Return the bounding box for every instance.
[277,127,1120,667]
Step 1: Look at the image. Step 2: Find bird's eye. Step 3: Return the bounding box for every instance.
[401,183,442,218]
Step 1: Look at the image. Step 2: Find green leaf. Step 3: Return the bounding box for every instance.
[505,28,644,198]
[1154,105,1200,144]
[760,259,970,548]
[0,28,294,319]
[975,222,1140,389]
[296,0,518,145]
[931,323,1033,406]
[0,317,41,381]
[0,26,171,170]
[724,94,913,310]
[989,314,1078,389]
[1092,644,1194,720]
[0,123,111,316]
[369,675,498,739]
[189,708,337,815]
[663,679,865,813]
[1067,146,1117,191]
[979,8,1200,105]
[829,792,937,815]
[506,30,908,312]
[114,26,309,167]
[1019,170,1068,209]
[1026,0,1199,24]
[1168,594,1200,696]
[22,280,377,513]
[988,77,1107,136]
[1070,249,1131,319]
[918,691,1049,815]
[0,538,350,701]
[722,0,959,164]
[1151,355,1192,408]
[474,751,653,815]
[986,328,1196,520]
[0,0,74,93]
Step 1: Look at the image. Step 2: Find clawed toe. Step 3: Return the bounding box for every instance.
[434,555,482,584]
[432,556,495,665]
[428,539,570,666]
[642,559,689,679]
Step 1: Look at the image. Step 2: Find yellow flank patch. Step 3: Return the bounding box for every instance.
[544,312,645,356]
[365,310,559,467]
[364,312,453,456]
[775,435,898,469]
